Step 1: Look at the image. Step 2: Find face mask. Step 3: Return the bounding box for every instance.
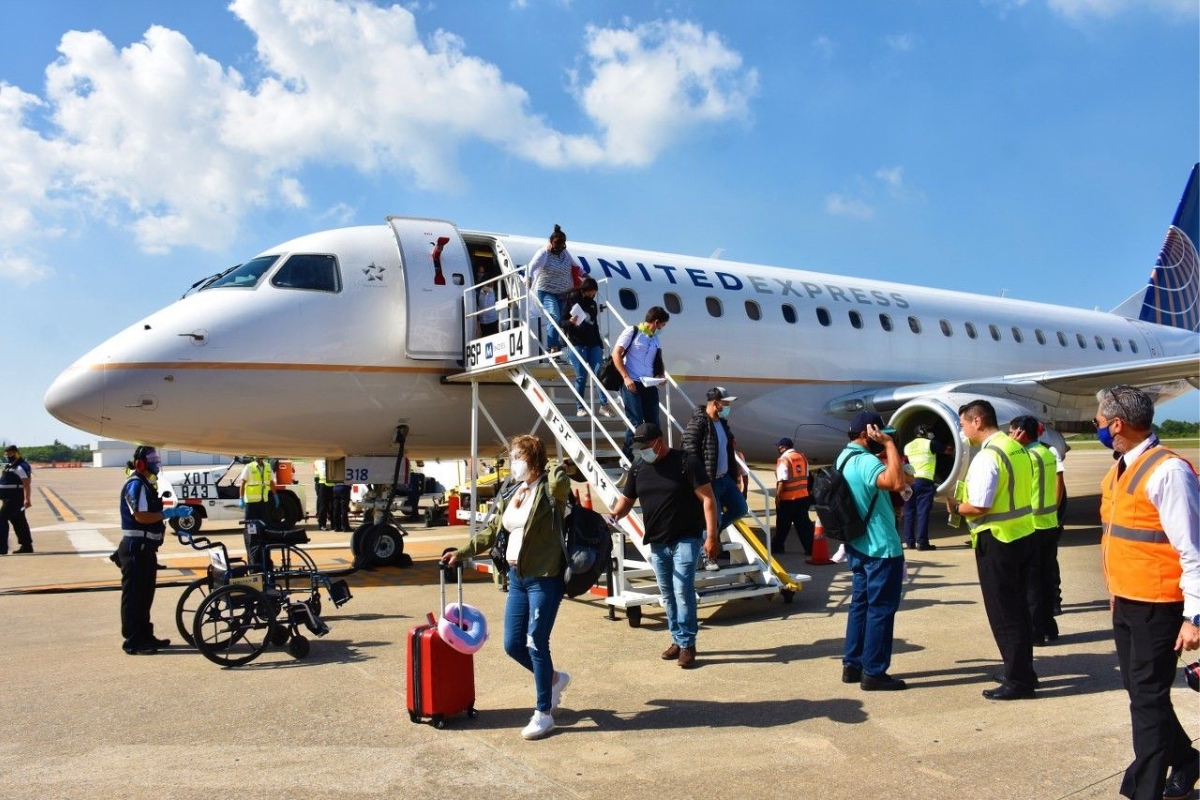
[1096,424,1115,450]
[146,459,161,475]
[866,440,885,455]
[510,456,530,482]
[5,455,14,464]
[718,406,732,420]
[637,447,658,463]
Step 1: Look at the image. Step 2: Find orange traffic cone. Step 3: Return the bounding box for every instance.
[573,489,581,505]
[583,486,594,510]
[806,521,834,565]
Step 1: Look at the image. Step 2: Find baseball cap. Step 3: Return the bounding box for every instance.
[848,411,895,437]
[706,387,737,403]
[3,444,16,452]
[631,422,663,444]
[777,437,794,449]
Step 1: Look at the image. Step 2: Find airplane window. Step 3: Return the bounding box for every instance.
[1011,326,1023,343]
[1094,335,1105,350]
[1057,331,1068,347]
[1129,339,1139,353]
[816,307,831,327]
[964,322,977,339]
[939,319,952,337]
[908,316,921,334]
[664,292,682,314]
[1112,337,1122,352]
[619,288,639,311]
[989,324,1001,341]
[745,300,762,321]
[848,310,863,329]
[706,296,723,317]
[204,255,280,290]
[1077,333,1087,348]
[879,313,893,332]
[1035,329,1046,345]
[782,303,797,324]
[271,254,341,293]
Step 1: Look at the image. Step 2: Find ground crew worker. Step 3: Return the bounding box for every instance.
[1008,416,1061,645]
[1,444,34,554]
[772,438,813,555]
[239,456,274,523]
[119,446,191,654]
[1094,385,1199,800]
[902,424,947,550]
[330,476,351,532]
[947,399,1037,700]
[314,459,333,531]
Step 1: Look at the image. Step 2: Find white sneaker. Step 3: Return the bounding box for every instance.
[521,710,555,740]
[598,404,615,418]
[576,408,587,417]
[703,557,720,572]
[550,671,571,711]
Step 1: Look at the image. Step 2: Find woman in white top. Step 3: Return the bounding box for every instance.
[443,435,571,741]
[526,224,576,352]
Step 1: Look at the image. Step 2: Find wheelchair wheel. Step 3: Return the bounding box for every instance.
[175,577,210,646]
[192,584,277,667]
[287,634,310,659]
[270,626,291,647]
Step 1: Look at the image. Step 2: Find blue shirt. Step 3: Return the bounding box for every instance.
[837,444,902,559]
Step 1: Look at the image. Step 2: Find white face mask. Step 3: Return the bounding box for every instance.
[510,454,530,482]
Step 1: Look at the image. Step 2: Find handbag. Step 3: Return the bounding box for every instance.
[598,356,623,391]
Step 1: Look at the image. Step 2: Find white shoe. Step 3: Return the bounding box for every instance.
[550,671,571,711]
[576,408,587,417]
[521,710,555,740]
[703,558,720,572]
[598,404,615,418]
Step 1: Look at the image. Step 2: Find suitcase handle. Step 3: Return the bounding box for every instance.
[438,559,466,629]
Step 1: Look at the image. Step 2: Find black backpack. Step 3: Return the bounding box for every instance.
[549,491,614,598]
[809,451,879,543]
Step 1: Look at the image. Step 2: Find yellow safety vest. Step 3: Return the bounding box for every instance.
[243,461,273,503]
[1027,442,1058,530]
[966,433,1035,546]
[904,438,936,481]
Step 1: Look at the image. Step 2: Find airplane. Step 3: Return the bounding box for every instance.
[45,165,1200,496]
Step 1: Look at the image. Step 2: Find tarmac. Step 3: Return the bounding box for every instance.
[1,449,1197,799]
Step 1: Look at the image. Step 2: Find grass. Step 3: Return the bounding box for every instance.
[1066,437,1199,451]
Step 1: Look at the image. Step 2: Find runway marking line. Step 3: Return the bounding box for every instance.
[39,487,82,523]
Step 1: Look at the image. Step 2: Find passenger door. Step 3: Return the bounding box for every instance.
[387,216,472,360]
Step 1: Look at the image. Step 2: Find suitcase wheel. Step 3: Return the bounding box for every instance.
[467,707,478,719]
[408,710,420,724]
[432,715,446,729]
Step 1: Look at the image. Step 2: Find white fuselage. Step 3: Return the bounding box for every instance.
[44,224,1198,463]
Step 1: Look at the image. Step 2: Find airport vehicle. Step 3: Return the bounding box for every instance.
[174,521,352,666]
[159,458,305,533]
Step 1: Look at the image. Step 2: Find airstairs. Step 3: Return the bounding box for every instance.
[446,255,809,626]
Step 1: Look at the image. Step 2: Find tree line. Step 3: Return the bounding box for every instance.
[0,440,92,463]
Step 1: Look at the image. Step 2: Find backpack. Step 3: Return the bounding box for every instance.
[809,451,879,542]
[548,489,614,598]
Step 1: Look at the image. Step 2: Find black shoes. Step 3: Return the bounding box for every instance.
[1163,757,1199,800]
[982,684,1035,700]
[842,664,862,683]
[122,641,158,655]
[916,543,937,551]
[14,545,33,554]
[993,673,1040,688]
[149,636,171,648]
[861,673,907,691]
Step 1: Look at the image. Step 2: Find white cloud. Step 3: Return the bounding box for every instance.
[812,35,835,59]
[885,33,916,52]
[875,165,905,196]
[1047,0,1197,17]
[825,194,875,220]
[0,0,756,281]
[0,251,51,284]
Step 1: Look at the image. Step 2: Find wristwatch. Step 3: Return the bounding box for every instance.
[1190,614,1200,626]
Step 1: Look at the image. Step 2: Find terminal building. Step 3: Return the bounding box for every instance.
[90,439,229,468]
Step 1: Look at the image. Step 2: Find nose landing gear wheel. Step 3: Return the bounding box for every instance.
[192,584,276,667]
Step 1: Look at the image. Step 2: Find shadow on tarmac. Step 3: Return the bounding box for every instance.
[695,636,924,668]
[235,638,392,670]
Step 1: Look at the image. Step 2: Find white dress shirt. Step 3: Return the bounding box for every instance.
[965,432,1006,508]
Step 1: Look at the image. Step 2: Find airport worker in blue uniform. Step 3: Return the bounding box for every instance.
[1,444,34,554]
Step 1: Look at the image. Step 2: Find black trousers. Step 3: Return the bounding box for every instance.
[118,537,159,645]
[330,488,350,531]
[773,498,814,554]
[975,531,1037,689]
[315,484,331,527]
[1026,526,1061,640]
[0,497,33,553]
[1113,596,1197,800]
[244,501,269,523]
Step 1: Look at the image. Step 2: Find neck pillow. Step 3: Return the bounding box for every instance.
[439,603,489,655]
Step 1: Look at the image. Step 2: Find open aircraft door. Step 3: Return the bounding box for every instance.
[387,216,473,360]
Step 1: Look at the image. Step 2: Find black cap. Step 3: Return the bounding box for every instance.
[631,422,663,444]
[3,444,16,452]
[849,411,895,437]
[777,437,794,449]
[706,386,737,403]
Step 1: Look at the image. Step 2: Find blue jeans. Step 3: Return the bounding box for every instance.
[537,290,564,351]
[649,536,702,648]
[504,569,564,712]
[902,478,936,546]
[567,344,604,412]
[843,544,904,677]
[621,382,660,458]
[711,474,748,532]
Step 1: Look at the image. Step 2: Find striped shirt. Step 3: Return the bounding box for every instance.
[527,246,575,294]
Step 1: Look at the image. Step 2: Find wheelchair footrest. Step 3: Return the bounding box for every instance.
[290,601,330,637]
[329,579,353,607]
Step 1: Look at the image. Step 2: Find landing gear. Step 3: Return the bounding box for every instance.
[351,522,407,567]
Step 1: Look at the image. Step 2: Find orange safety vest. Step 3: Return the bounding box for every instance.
[1100,444,1192,604]
[777,450,810,500]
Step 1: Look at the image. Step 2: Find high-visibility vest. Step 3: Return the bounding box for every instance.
[243,461,273,503]
[1027,442,1059,530]
[776,450,809,500]
[904,438,936,481]
[966,433,1035,546]
[1101,445,1192,604]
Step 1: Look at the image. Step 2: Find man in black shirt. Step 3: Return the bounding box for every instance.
[608,423,719,668]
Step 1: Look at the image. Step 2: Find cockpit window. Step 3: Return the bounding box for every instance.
[202,255,280,290]
[271,254,341,293]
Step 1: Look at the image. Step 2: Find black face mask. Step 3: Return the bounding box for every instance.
[5,455,15,464]
[866,440,885,455]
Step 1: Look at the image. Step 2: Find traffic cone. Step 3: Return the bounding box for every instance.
[583,486,594,510]
[806,521,835,565]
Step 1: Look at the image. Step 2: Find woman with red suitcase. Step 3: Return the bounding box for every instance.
[443,435,571,740]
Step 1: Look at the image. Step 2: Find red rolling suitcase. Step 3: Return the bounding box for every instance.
[406,563,477,728]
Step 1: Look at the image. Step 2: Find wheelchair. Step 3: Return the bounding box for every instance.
[174,521,353,667]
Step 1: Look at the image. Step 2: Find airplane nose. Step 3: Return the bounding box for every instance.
[44,362,106,433]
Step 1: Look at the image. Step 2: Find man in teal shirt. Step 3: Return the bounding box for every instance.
[839,412,908,691]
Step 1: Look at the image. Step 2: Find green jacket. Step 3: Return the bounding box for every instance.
[455,464,569,578]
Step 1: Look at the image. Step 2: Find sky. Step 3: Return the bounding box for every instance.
[2,0,1198,447]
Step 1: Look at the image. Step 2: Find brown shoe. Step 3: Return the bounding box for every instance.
[678,646,696,668]
[661,643,681,660]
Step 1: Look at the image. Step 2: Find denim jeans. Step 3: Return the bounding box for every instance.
[711,474,748,532]
[620,382,660,458]
[504,569,565,712]
[649,536,702,648]
[536,290,564,351]
[567,344,604,412]
[843,544,904,677]
[902,478,936,546]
